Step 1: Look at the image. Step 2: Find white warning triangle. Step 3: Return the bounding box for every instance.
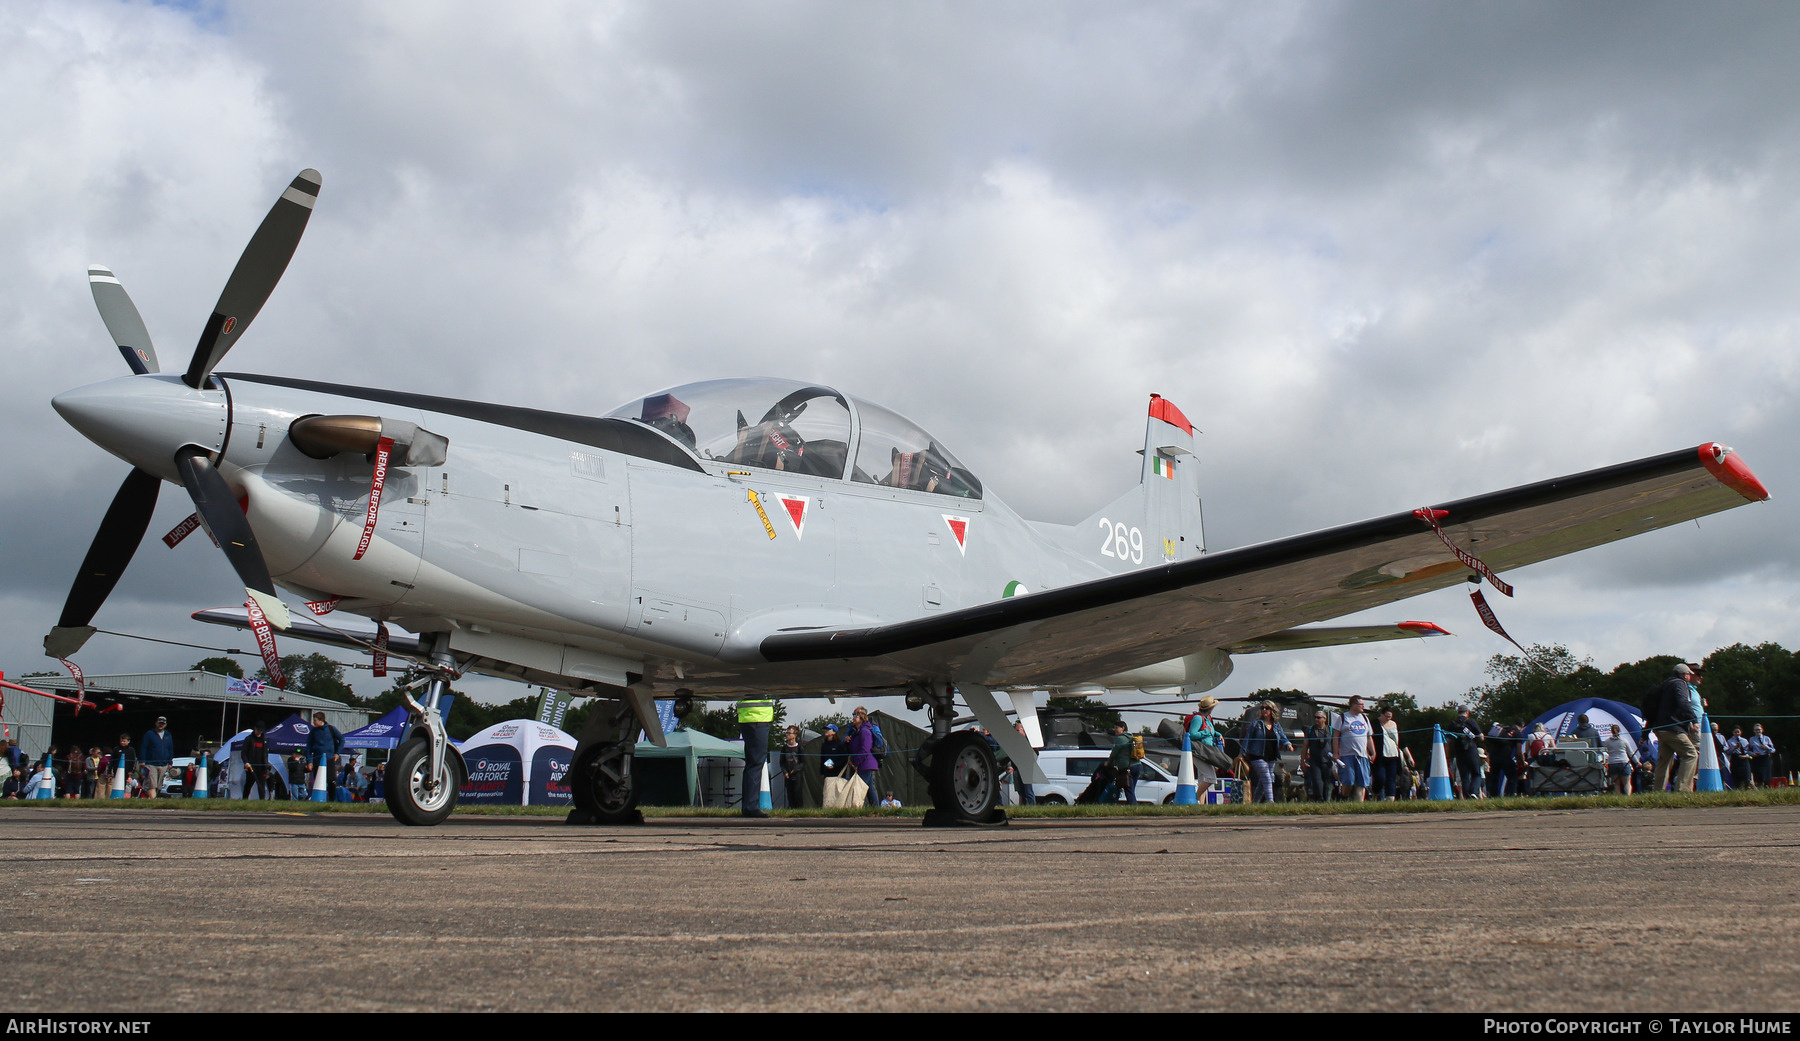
[776,494,809,540]
[942,514,969,556]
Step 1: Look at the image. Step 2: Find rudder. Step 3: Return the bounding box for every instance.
[1074,394,1204,571]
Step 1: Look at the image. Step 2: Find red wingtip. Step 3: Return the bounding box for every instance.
[1398,620,1453,637]
[1698,444,1770,502]
[1148,394,1193,435]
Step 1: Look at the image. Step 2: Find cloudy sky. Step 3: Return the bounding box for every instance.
[3,1,1795,720]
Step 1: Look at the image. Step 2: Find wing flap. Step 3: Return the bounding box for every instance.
[761,444,1766,688]
[1224,621,1451,654]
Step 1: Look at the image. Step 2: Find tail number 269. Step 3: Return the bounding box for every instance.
[1097,518,1144,565]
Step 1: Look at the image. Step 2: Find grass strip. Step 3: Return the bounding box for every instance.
[6,787,1797,818]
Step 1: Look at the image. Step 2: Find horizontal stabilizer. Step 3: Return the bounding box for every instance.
[194,608,422,657]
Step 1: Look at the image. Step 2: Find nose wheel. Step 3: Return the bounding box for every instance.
[388,737,460,827]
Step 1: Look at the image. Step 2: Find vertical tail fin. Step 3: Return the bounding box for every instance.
[1141,394,1203,561]
[1071,394,1204,571]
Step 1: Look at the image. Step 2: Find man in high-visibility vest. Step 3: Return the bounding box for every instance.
[738,696,775,818]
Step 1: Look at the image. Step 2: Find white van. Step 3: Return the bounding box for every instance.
[1026,748,1179,805]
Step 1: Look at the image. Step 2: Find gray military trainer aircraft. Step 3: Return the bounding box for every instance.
[44,169,1771,826]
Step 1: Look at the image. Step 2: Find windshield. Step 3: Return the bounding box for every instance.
[607,378,982,498]
[606,379,852,479]
[849,398,982,499]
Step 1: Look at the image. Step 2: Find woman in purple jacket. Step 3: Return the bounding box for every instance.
[847,707,881,807]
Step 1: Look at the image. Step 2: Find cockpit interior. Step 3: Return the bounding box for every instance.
[607,378,982,498]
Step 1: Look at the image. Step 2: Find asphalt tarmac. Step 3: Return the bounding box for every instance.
[3,804,1796,1013]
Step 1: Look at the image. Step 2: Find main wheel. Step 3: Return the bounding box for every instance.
[388,738,459,827]
[571,741,639,824]
[927,731,1000,822]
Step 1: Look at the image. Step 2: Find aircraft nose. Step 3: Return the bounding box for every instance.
[53,375,229,479]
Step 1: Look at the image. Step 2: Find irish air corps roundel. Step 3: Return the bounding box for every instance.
[942,515,969,556]
[775,494,808,540]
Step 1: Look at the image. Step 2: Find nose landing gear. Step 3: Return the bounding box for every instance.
[387,634,465,827]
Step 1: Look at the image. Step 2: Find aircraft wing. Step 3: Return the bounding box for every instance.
[761,443,1768,690]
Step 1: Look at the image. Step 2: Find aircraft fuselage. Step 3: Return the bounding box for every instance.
[60,371,1140,697]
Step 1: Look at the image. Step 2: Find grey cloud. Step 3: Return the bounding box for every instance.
[4,1,1798,708]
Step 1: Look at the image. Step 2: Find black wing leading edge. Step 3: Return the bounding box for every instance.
[760,444,1769,689]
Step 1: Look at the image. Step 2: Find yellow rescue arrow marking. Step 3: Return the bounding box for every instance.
[747,489,777,540]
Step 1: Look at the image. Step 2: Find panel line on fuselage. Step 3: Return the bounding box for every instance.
[219,372,705,472]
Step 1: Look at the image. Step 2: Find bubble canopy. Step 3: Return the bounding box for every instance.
[605,378,982,499]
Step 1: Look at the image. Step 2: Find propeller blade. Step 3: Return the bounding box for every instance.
[44,467,161,659]
[88,266,159,375]
[183,168,321,388]
[174,447,279,604]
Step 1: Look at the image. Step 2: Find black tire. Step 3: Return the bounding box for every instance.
[389,738,459,826]
[571,741,639,824]
[1038,794,1067,806]
[927,731,999,822]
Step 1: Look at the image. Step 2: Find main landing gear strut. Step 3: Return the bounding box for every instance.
[567,697,646,825]
[914,682,1007,827]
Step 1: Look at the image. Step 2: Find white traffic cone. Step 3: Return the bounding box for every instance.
[759,761,773,812]
[1174,733,1198,805]
[1429,725,1453,800]
[1695,712,1724,792]
[311,759,330,802]
[192,753,209,799]
[110,760,126,799]
[35,767,56,800]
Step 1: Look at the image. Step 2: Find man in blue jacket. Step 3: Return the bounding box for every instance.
[140,717,174,797]
[1651,664,1701,792]
[305,712,345,798]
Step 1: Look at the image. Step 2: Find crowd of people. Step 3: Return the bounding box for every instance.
[7,663,1784,811]
[0,712,387,802]
[777,707,894,812]
[1172,662,1784,804]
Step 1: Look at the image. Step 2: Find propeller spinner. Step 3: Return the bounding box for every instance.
[45,169,319,660]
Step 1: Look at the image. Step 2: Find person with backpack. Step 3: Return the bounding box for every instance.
[1449,708,1485,799]
[847,707,882,808]
[1108,723,1141,804]
[1241,700,1293,803]
[1487,720,1520,797]
[1185,695,1222,748]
